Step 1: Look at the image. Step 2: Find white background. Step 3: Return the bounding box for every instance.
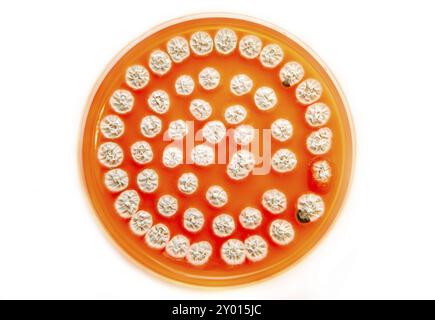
[0,0,434,300]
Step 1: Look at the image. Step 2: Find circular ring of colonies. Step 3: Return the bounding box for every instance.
[80,14,354,287]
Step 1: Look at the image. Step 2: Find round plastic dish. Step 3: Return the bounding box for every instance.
[80,13,354,286]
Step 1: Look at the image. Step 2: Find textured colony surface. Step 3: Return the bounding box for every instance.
[82,16,353,286]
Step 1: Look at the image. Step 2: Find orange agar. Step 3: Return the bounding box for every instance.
[80,14,354,286]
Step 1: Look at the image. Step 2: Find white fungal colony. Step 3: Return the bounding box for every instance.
[234,124,255,146]
[157,195,178,217]
[187,241,212,266]
[114,190,140,218]
[279,62,304,87]
[226,150,255,180]
[191,144,214,166]
[167,120,188,140]
[271,118,293,142]
[175,75,195,96]
[167,36,190,63]
[305,103,331,127]
[149,50,172,76]
[104,168,129,192]
[221,239,246,265]
[244,235,268,262]
[202,120,226,144]
[269,219,294,245]
[100,115,124,139]
[165,235,190,258]
[296,79,322,105]
[262,189,287,214]
[190,31,213,56]
[177,172,198,195]
[147,90,170,114]
[230,74,253,96]
[125,65,149,90]
[239,207,262,230]
[206,186,228,208]
[130,141,153,164]
[212,214,235,238]
[140,115,162,138]
[239,35,262,59]
[224,105,247,125]
[137,168,158,193]
[98,142,123,168]
[296,193,325,223]
[271,149,297,173]
[260,44,284,68]
[129,210,153,236]
[162,147,183,168]
[110,89,134,114]
[254,87,277,111]
[183,208,205,233]
[306,128,333,155]
[146,223,170,249]
[189,99,212,121]
[214,28,237,54]
[198,67,220,90]
[312,160,332,183]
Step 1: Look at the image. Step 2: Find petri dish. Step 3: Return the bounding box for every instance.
[80,13,354,286]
